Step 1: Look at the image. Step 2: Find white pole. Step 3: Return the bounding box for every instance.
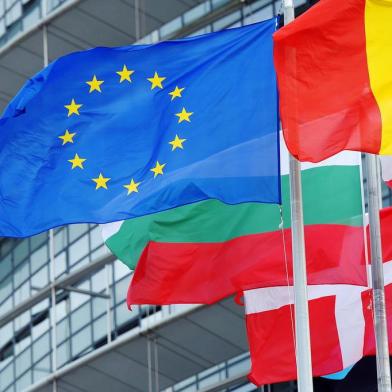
[283,1,314,390]
[105,263,112,343]
[366,153,391,392]
[42,1,57,390]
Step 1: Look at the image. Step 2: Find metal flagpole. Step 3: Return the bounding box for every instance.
[283,1,314,390]
[366,153,392,392]
[42,2,57,391]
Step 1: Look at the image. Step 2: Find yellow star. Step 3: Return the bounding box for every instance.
[68,153,86,169]
[65,99,82,117]
[150,161,166,178]
[169,135,186,151]
[123,178,141,195]
[58,130,76,145]
[116,65,134,83]
[175,107,193,123]
[147,72,166,90]
[169,86,184,101]
[86,75,104,93]
[92,173,111,190]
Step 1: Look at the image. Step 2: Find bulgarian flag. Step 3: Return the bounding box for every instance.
[274,0,392,162]
[244,207,392,386]
[102,141,367,305]
[381,156,392,189]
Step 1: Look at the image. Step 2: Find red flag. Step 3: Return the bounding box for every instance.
[244,208,392,386]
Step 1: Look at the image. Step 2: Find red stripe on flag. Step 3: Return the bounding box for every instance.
[127,224,366,306]
[274,0,381,162]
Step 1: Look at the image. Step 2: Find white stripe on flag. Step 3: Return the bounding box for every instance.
[244,261,392,370]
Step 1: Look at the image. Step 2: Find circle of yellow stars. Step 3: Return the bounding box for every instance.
[60,66,193,195]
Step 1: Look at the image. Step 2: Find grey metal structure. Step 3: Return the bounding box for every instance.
[0,1,391,392]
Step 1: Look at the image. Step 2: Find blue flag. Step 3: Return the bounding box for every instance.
[0,18,280,237]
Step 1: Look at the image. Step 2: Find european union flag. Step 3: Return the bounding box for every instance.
[0,18,280,237]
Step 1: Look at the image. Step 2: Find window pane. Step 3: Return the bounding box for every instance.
[0,275,12,303]
[32,332,50,363]
[69,235,89,265]
[14,240,29,266]
[71,301,90,332]
[71,327,92,357]
[0,254,12,281]
[31,244,48,273]
[31,265,49,289]
[15,347,31,377]
[69,224,88,242]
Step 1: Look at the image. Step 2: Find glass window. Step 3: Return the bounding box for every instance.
[91,268,106,293]
[93,314,106,342]
[16,369,32,390]
[70,280,90,310]
[15,334,31,355]
[71,301,91,332]
[69,224,88,242]
[31,244,48,273]
[32,331,50,363]
[30,232,47,252]
[69,235,89,265]
[244,5,273,24]
[22,2,40,30]
[55,251,67,277]
[57,341,70,368]
[15,347,31,377]
[54,228,67,252]
[0,361,14,390]
[160,16,182,38]
[114,276,129,305]
[32,317,49,340]
[212,0,230,9]
[90,225,104,250]
[14,240,29,266]
[212,11,241,30]
[14,280,30,305]
[33,355,50,384]
[57,317,70,344]
[183,2,211,25]
[115,302,133,327]
[13,261,29,288]
[5,1,22,27]
[92,297,106,319]
[56,299,67,322]
[91,245,109,261]
[0,296,12,316]
[0,239,12,257]
[114,261,131,282]
[32,298,49,315]
[31,265,49,289]
[0,275,12,304]
[0,322,13,347]
[188,25,212,37]
[0,253,11,281]
[71,326,92,357]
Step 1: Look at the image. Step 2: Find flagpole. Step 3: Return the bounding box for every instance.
[366,153,391,392]
[283,1,314,390]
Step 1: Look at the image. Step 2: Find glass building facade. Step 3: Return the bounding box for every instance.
[0,0,391,391]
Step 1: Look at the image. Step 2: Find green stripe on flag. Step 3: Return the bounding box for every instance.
[106,164,363,269]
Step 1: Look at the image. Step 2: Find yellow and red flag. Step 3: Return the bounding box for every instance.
[274,0,392,162]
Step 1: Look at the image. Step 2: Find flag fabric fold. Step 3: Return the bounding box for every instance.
[0,19,280,237]
[103,140,367,306]
[245,207,392,386]
[274,0,392,162]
